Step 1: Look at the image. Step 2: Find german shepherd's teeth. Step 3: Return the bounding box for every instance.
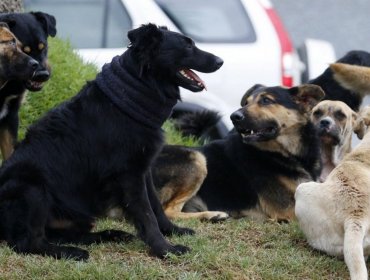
[250,130,254,135]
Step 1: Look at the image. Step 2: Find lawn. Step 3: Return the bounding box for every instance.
[0,38,353,279]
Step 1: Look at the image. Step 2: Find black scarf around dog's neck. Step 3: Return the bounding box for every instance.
[95,54,179,129]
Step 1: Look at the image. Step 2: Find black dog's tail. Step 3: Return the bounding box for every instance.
[174,110,221,142]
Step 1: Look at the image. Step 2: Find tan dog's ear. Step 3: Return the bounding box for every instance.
[289,84,325,112]
[360,106,370,124]
[352,112,365,140]
[240,84,265,106]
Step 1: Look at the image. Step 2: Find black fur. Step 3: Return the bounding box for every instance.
[0,24,222,260]
[310,50,370,111]
[0,11,56,157]
[174,110,221,143]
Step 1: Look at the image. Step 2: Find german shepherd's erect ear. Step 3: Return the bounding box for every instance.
[289,84,325,113]
[331,63,370,96]
[240,84,265,106]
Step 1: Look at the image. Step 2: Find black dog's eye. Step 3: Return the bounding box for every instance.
[184,37,194,49]
[312,110,323,118]
[334,110,346,120]
[260,96,275,105]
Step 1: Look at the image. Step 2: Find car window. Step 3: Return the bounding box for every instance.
[155,0,256,43]
[24,0,132,49]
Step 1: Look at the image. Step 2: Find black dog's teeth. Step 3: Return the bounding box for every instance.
[179,69,205,88]
[180,70,192,80]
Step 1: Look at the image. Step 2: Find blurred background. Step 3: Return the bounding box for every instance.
[18,0,370,141]
[272,0,370,57]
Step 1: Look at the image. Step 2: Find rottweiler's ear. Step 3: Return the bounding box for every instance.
[31,12,57,37]
[289,84,325,112]
[128,23,163,50]
[352,112,365,140]
[240,84,265,106]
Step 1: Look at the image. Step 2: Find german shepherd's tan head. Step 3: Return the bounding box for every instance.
[230,84,325,154]
[0,22,38,88]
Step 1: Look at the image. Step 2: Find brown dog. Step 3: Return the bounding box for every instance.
[295,64,370,280]
[311,100,365,181]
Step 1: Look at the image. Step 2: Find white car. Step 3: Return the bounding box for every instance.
[25,0,336,137]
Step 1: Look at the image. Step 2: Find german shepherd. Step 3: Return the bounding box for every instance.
[0,12,56,159]
[0,24,223,260]
[153,84,324,222]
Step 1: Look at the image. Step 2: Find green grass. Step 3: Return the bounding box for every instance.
[0,219,351,279]
[1,37,355,279]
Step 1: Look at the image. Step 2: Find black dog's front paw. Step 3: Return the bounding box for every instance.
[151,243,191,258]
[99,230,135,243]
[161,225,195,236]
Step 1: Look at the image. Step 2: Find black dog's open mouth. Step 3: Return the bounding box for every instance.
[238,126,278,142]
[176,69,206,92]
[25,80,44,91]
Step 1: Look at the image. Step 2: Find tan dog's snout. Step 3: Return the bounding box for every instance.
[312,100,364,142]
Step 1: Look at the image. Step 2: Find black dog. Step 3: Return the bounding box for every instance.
[0,11,56,159]
[0,23,222,260]
[310,50,370,112]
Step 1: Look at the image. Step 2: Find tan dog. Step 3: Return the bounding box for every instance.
[311,100,365,182]
[295,63,370,280]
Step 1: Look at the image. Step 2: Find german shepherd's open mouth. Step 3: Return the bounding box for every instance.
[235,120,279,143]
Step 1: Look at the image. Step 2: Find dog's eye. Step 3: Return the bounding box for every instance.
[260,96,274,105]
[312,110,323,118]
[38,43,45,50]
[334,111,346,120]
[184,38,194,49]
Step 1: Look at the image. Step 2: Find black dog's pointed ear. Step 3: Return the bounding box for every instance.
[31,11,57,37]
[240,84,265,106]
[127,23,163,49]
[289,84,325,112]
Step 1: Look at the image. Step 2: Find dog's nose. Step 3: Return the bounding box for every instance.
[230,111,244,123]
[33,70,50,81]
[29,59,39,70]
[215,57,224,69]
[320,119,331,128]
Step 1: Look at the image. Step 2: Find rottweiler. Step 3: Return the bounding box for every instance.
[0,23,223,260]
[153,84,324,222]
[0,11,56,159]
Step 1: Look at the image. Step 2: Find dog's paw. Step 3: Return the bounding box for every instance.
[162,226,195,236]
[61,247,89,261]
[200,211,230,223]
[99,230,135,243]
[151,243,191,258]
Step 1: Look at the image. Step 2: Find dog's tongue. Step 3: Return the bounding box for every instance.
[185,69,207,90]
